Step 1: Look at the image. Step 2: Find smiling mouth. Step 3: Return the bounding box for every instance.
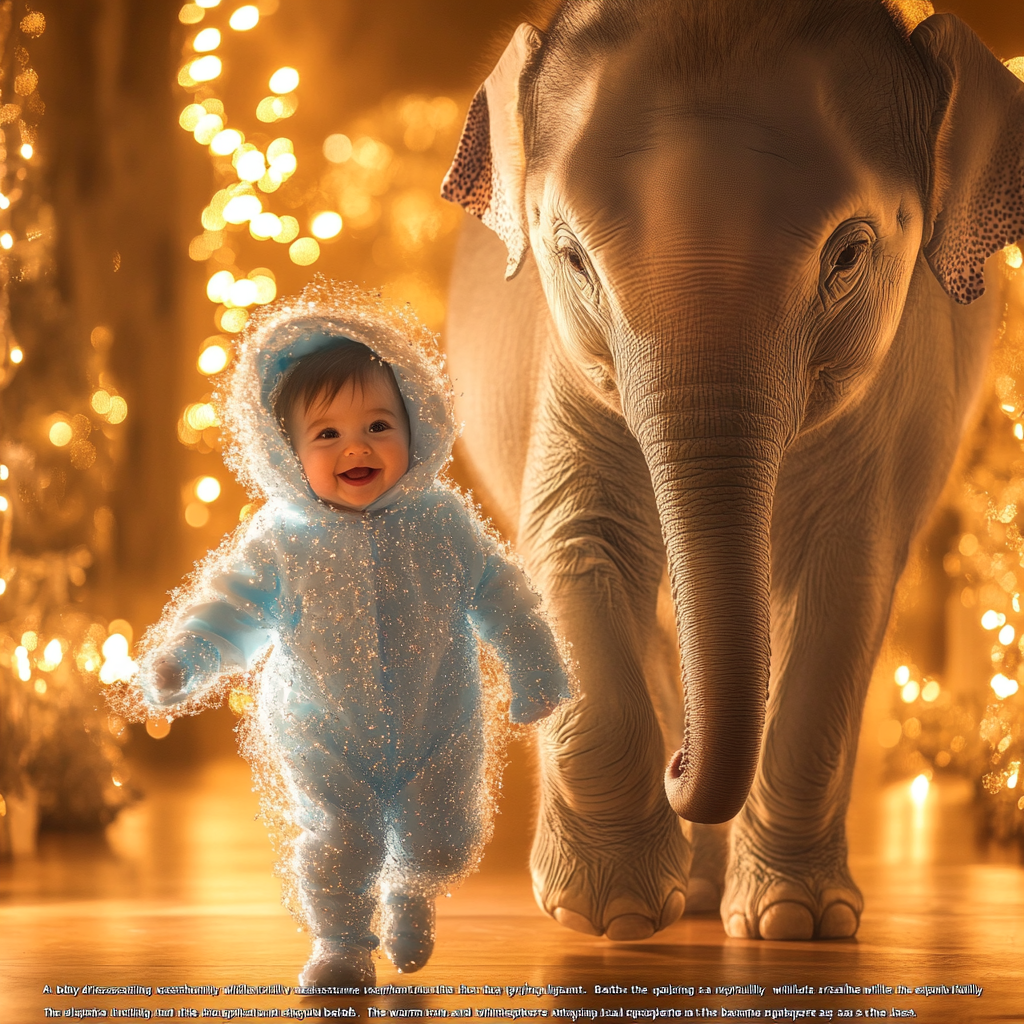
[339,467,381,486]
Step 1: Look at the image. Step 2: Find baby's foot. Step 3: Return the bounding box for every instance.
[382,894,435,973]
[299,939,376,988]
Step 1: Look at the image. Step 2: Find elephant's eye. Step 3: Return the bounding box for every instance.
[820,223,875,307]
[833,244,863,270]
[557,241,594,289]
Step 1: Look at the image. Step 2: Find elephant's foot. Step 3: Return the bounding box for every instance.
[722,829,862,940]
[531,791,691,940]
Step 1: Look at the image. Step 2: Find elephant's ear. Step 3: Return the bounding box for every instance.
[441,23,544,281]
[911,14,1024,304]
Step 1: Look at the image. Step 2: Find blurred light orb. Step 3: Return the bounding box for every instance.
[189,55,222,82]
[289,237,320,266]
[229,277,258,307]
[267,137,293,160]
[920,679,941,702]
[198,344,229,375]
[229,4,259,30]
[179,103,206,131]
[0,194,9,210]
[210,128,243,155]
[236,150,266,182]
[91,389,112,415]
[311,211,342,239]
[43,639,63,667]
[981,609,1004,630]
[274,215,300,243]
[323,133,352,163]
[195,476,221,503]
[34,679,46,694]
[992,673,1019,699]
[185,403,219,431]
[250,272,277,304]
[894,664,910,685]
[194,113,224,145]
[20,143,33,159]
[102,633,129,660]
[910,773,929,805]
[146,718,172,740]
[269,66,299,94]
[900,680,920,703]
[9,347,22,363]
[999,623,1016,645]
[108,396,128,424]
[0,579,6,596]
[0,496,7,512]
[220,308,248,333]
[257,94,297,123]
[1006,244,1024,270]
[223,194,262,223]
[49,420,73,447]
[193,27,221,51]
[0,464,8,480]
[206,269,235,303]
[179,4,205,24]
[0,232,12,250]
[185,501,210,528]
[250,212,282,239]
[270,151,297,176]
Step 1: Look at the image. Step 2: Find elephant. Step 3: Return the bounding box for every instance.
[439,0,1024,942]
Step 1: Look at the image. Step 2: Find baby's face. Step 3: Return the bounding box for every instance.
[291,378,410,510]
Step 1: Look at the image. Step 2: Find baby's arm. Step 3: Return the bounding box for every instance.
[141,547,284,709]
[467,537,574,725]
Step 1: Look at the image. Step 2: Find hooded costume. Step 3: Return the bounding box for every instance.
[133,280,572,981]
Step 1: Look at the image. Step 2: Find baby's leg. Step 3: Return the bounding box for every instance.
[382,728,486,972]
[287,751,386,985]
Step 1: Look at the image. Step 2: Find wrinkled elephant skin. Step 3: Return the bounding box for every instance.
[442,0,1024,941]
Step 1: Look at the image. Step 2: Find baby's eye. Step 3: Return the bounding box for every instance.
[317,428,339,440]
[368,420,391,434]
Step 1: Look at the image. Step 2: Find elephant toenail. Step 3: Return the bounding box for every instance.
[659,890,685,929]
[759,902,814,941]
[605,914,655,941]
[819,902,859,938]
[553,907,602,935]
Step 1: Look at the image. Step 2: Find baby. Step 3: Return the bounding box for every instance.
[134,281,572,987]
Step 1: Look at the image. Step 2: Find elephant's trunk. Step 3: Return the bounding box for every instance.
[627,382,786,824]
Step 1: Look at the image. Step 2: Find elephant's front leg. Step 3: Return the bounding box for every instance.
[520,373,691,940]
[723,499,898,941]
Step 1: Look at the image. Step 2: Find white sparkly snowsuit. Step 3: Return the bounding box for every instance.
[136,285,572,951]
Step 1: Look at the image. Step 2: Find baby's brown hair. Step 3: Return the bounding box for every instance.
[274,341,406,435]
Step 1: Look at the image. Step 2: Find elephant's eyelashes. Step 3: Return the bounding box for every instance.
[834,244,862,268]
[820,224,875,306]
[557,241,594,290]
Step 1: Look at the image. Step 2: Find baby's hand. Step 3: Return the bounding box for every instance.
[151,656,188,706]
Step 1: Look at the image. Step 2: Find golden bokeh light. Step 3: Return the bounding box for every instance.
[250,212,282,239]
[107,397,128,424]
[146,718,172,740]
[210,128,243,155]
[274,215,299,243]
[206,269,235,303]
[0,193,9,209]
[193,27,221,51]
[235,149,266,182]
[0,464,8,480]
[179,103,206,131]
[197,0,222,7]
[179,3,205,24]
[20,143,33,159]
[219,307,248,333]
[229,4,259,30]
[228,277,258,307]
[185,402,219,432]
[267,136,293,160]
[188,55,222,82]
[256,94,297,123]
[185,501,210,527]
[251,273,276,304]
[9,347,22,363]
[1006,244,1024,270]
[311,211,342,239]
[269,151,296,176]
[0,232,12,250]
[0,496,8,512]
[222,193,261,223]
[49,420,73,447]
[198,344,230,375]
[194,113,224,145]
[288,237,320,265]
[91,389,112,415]
[268,66,299,94]
[195,476,221,503]
[323,133,352,163]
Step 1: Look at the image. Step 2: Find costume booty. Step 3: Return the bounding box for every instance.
[299,938,376,988]
[382,894,436,973]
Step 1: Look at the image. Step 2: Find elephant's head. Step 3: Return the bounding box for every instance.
[443,1,1024,823]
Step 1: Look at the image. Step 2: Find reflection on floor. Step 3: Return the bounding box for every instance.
[2,738,1022,1024]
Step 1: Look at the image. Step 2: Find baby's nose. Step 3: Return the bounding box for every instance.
[344,439,371,455]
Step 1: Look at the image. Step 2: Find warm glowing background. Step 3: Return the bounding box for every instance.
[0,0,1022,889]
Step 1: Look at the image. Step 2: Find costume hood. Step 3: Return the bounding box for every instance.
[221,277,456,512]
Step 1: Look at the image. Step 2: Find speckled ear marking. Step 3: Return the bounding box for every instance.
[912,14,1024,304]
[441,24,543,281]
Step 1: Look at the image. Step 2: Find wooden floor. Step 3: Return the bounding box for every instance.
[2,739,1023,1024]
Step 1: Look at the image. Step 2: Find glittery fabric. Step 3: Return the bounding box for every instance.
[129,279,573,952]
